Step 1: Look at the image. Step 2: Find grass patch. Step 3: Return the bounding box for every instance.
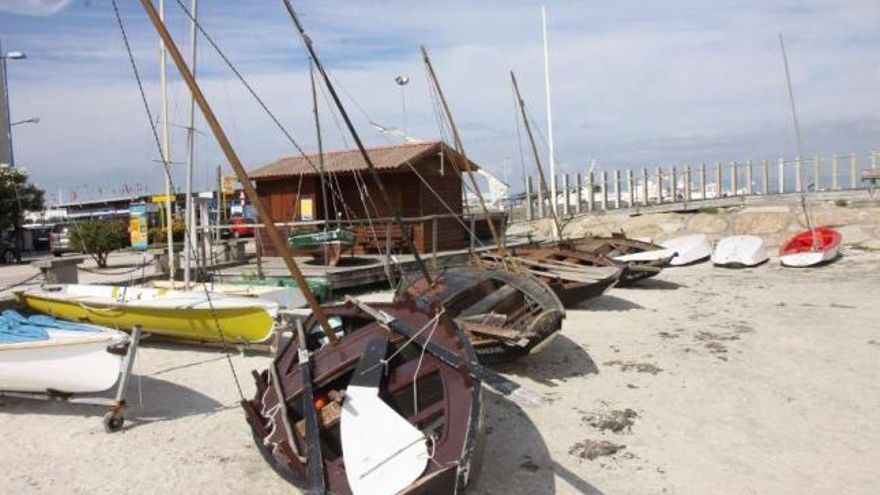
[698,206,719,214]
[834,199,849,207]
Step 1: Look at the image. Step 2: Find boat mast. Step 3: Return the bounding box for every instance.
[138,0,337,342]
[542,5,559,234]
[282,0,434,285]
[510,70,563,240]
[182,0,197,289]
[420,45,511,261]
[778,33,815,242]
[159,0,175,285]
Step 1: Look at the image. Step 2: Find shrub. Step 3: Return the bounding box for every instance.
[698,206,719,214]
[68,219,129,268]
[834,199,848,208]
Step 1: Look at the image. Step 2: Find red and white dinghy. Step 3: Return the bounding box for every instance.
[779,227,842,267]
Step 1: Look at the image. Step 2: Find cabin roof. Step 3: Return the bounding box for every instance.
[249,140,478,180]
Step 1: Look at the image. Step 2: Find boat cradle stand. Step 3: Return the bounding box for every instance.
[0,326,143,434]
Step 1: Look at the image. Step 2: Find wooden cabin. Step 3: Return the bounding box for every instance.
[250,141,505,257]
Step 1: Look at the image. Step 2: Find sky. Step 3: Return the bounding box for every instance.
[0,0,878,204]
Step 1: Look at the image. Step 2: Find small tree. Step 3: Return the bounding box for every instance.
[68,219,129,268]
[0,166,45,231]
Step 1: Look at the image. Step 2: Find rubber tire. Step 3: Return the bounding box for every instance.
[0,250,14,264]
[103,411,124,433]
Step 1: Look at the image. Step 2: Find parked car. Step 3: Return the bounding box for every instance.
[29,226,52,251]
[229,216,255,238]
[50,223,72,257]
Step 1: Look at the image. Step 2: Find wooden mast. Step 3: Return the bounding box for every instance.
[138,0,336,342]
[510,70,563,240]
[282,0,433,285]
[420,45,511,261]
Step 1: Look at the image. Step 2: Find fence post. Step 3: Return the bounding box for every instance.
[563,174,570,216]
[671,166,678,202]
[850,153,857,189]
[761,159,769,194]
[873,150,878,169]
[525,176,534,221]
[715,162,722,198]
[778,158,785,193]
[536,174,545,219]
[832,153,839,191]
[730,161,738,196]
[684,165,692,201]
[600,171,608,211]
[613,170,621,209]
[700,163,707,199]
[813,155,821,191]
[575,173,583,214]
[656,167,664,203]
[627,169,635,207]
[642,167,649,206]
[745,159,753,195]
[795,156,803,193]
[587,171,595,212]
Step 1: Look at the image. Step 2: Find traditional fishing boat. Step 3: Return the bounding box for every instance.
[15,285,278,344]
[779,227,841,267]
[492,244,622,306]
[712,235,769,268]
[396,266,565,363]
[289,227,356,266]
[0,310,129,394]
[573,234,675,286]
[661,234,712,266]
[243,299,484,495]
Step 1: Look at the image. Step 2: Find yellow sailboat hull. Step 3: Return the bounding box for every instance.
[16,290,275,344]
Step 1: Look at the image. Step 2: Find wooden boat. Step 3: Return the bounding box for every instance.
[574,235,675,286]
[289,227,355,266]
[661,234,712,266]
[712,235,769,268]
[396,266,565,363]
[0,310,128,394]
[780,227,841,267]
[493,245,623,306]
[242,299,484,495]
[15,284,278,344]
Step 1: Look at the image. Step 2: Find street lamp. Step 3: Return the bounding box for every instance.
[2,43,27,167]
[11,117,39,126]
[394,74,409,139]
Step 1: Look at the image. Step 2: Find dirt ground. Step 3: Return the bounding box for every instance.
[1,249,878,494]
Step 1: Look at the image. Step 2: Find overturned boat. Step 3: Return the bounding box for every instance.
[575,234,675,286]
[15,285,278,344]
[779,227,841,267]
[243,299,484,494]
[396,266,565,363]
[0,310,129,394]
[712,235,769,268]
[662,234,712,266]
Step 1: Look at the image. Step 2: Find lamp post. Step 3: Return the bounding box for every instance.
[11,117,39,127]
[394,74,409,139]
[1,43,26,167]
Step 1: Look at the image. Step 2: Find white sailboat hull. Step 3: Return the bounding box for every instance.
[712,235,769,268]
[0,329,127,394]
[662,234,712,266]
[780,247,838,267]
[613,248,678,263]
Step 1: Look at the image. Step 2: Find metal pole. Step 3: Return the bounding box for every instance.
[0,41,14,166]
[541,6,558,220]
[159,0,175,285]
[182,0,198,290]
[140,0,336,341]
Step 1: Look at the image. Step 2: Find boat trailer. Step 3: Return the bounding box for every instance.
[0,326,143,433]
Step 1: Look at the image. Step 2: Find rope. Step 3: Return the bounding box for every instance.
[357,309,445,377]
[412,312,440,417]
[0,272,42,293]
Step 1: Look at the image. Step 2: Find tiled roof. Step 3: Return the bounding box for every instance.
[249,140,478,179]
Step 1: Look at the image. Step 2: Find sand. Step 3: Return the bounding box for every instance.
[1,249,879,494]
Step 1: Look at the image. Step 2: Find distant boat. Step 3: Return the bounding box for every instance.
[288,227,356,267]
[712,235,769,268]
[779,227,841,267]
[0,310,128,394]
[15,285,278,344]
[661,234,712,266]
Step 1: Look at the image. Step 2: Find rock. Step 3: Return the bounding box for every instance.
[733,212,793,235]
[686,214,729,234]
[741,205,791,214]
[659,222,684,234]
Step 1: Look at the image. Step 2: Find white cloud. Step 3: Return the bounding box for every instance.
[0,0,73,17]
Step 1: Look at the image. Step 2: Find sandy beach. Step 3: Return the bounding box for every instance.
[1,249,878,495]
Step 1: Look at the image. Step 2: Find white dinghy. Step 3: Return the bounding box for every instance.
[712,235,769,268]
[0,310,128,394]
[662,234,712,266]
[613,247,678,264]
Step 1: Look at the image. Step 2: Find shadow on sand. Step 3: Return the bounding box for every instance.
[624,278,684,291]
[574,294,644,312]
[0,375,226,431]
[471,389,606,495]
[492,334,598,387]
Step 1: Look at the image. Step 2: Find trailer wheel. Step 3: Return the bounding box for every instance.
[103,410,124,433]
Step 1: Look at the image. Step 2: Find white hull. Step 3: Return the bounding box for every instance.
[662,234,712,266]
[712,235,768,268]
[0,329,127,393]
[613,248,678,263]
[780,246,839,267]
[153,281,304,308]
